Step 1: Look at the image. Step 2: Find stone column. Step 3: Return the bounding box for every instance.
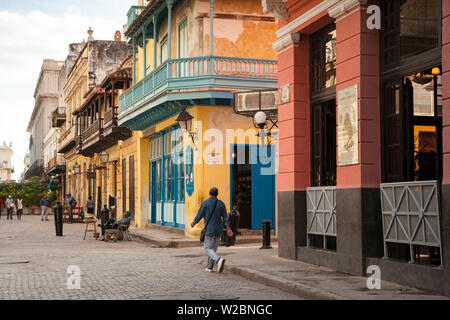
[276,33,310,260]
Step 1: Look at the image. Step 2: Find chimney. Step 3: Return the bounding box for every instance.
[87,27,94,42]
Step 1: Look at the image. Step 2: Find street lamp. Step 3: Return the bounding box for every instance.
[100,151,109,164]
[254,111,278,145]
[176,107,198,150]
[73,163,81,175]
[254,111,267,130]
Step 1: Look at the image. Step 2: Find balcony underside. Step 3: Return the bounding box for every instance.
[103,125,132,141]
[46,165,66,176]
[120,90,235,131]
[58,139,75,154]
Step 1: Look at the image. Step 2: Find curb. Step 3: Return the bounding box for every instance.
[130,232,200,248]
[225,264,346,300]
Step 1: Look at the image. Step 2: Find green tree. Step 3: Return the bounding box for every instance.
[0,177,56,207]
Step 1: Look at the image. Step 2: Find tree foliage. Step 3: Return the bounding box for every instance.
[0,177,57,207]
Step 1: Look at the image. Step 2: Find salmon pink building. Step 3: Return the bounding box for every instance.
[264,0,450,295]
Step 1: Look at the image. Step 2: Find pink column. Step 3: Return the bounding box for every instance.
[334,3,381,189]
[278,36,310,192]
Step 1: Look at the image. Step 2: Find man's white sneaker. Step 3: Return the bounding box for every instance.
[205,268,213,273]
[217,258,225,273]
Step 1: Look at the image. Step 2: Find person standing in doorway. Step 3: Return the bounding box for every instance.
[6,195,14,220]
[191,187,233,273]
[40,195,49,221]
[16,196,23,220]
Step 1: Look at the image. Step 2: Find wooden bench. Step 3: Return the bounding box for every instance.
[63,206,83,223]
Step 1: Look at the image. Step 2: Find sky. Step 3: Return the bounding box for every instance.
[0,0,135,180]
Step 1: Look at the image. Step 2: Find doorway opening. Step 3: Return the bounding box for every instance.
[231,145,252,229]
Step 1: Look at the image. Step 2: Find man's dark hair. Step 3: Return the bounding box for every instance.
[209,187,219,197]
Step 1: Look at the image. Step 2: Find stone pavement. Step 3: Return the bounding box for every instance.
[0,216,298,300]
[130,225,450,300]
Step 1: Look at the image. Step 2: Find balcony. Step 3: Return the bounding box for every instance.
[127,6,147,30]
[24,159,44,179]
[58,125,76,153]
[51,107,66,128]
[46,155,66,175]
[118,56,278,130]
[103,107,132,141]
[79,119,103,156]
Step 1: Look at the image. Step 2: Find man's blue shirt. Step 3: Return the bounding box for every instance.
[40,198,49,206]
[194,197,229,236]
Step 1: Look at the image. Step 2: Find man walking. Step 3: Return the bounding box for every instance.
[16,196,23,220]
[191,187,233,273]
[6,195,14,220]
[40,195,49,221]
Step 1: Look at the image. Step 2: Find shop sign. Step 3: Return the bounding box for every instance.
[338,84,359,166]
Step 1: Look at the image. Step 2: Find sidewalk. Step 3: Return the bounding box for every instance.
[222,246,450,300]
[129,224,276,248]
[129,225,448,300]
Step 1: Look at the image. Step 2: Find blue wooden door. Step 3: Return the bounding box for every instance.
[150,161,157,223]
[251,145,276,230]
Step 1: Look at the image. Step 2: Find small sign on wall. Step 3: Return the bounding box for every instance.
[338,84,359,166]
[280,84,290,104]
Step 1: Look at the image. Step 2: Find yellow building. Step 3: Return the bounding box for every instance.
[119,0,279,236]
[58,30,134,218]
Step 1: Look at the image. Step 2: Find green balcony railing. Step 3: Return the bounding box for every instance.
[127,6,147,28]
[118,56,278,117]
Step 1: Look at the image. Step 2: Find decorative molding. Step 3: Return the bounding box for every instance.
[276,0,340,39]
[262,0,289,20]
[328,0,368,18]
[273,32,300,51]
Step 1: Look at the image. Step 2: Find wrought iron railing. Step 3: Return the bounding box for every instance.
[47,155,65,170]
[119,56,278,115]
[306,186,337,247]
[380,180,442,265]
[127,6,146,28]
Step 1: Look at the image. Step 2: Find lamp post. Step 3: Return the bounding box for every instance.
[254,111,268,146]
[176,107,198,150]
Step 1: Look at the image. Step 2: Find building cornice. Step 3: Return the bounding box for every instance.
[262,0,289,20]
[328,0,368,18]
[273,32,300,51]
[276,0,340,39]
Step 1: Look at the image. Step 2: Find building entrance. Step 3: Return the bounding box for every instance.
[231,144,275,231]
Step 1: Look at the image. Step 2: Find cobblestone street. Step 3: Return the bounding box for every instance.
[0,216,299,300]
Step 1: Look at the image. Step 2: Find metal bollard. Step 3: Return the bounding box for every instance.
[54,202,63,237]
[260,220,272,249]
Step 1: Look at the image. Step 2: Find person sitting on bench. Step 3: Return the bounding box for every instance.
[103,211,132,241]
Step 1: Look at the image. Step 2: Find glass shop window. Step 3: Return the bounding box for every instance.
[311,24,336,93]
[382,0,440,68]
[382,69,442,183]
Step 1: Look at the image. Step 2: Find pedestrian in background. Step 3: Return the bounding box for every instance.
[191,187,233,273]
[16,196,23,220]
[0,197,3,219]
[40,195,49,222]
[6,195,14,220]
[66,194,75,224]
[86,196,95,215]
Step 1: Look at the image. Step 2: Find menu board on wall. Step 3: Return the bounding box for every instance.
[338,85,359,166]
